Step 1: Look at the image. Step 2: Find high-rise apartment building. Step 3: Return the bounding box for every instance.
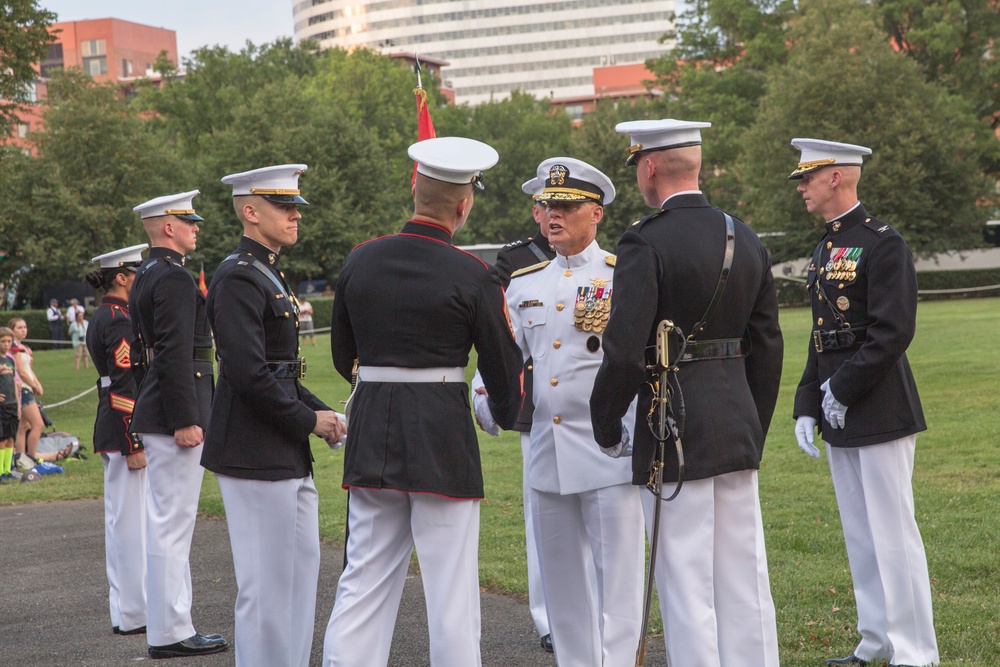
[292,0,675,106]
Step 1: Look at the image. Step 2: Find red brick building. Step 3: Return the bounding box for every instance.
[5,18,178,155]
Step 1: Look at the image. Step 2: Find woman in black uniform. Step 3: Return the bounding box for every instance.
[85,243,149,636]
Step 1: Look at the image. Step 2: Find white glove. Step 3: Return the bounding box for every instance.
[821,380,847,429]
[472,390,500,436]
[794,416,820,458]
[601,423,632,458]
[326,412,348,450]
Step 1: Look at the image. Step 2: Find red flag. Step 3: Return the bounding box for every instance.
[411,58,437,185]
[198,263,208,296]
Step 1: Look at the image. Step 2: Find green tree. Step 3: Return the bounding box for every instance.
[141,44,433,284]
[0,69,177,302]
[876,0,1000,130]
[566,97,665,247]
[0,0,55,136]
[435,91,574,245]
[647,0,795,213]
[740,0,992,261]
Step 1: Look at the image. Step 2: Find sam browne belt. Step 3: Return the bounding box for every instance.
[679,338,743,362]
[144,346,214,363]
[268,359,306,379]
[812,326,868,353]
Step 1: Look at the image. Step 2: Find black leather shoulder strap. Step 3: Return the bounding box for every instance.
[687,211,736,342]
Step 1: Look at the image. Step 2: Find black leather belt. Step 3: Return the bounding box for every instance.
[813,327,867,353]
[268,359,306,379]
[146,347,214,362]
[679,338,743,362]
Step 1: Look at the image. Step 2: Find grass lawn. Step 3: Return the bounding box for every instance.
[3,297,998,665]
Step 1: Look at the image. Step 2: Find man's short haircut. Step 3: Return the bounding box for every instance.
[0,326,14,341]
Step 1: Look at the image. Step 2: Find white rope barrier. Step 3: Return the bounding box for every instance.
[915,284,1000,294]
[42,385,97,408]
[774,274,1000,295]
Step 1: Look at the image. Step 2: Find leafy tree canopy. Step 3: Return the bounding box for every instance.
[740,0,993,260]
[0,0,55,136]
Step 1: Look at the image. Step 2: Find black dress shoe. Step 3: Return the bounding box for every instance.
[540,634,554,653]
[148,632,229,659]
[112,625,147,635]
[826,656,867,666]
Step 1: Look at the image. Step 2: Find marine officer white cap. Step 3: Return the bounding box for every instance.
[788,138,872,180]
[521,176,544,200]
[615,119,712,166]
[133,190,204,221]
[408,137,499,190]
[536,157,615,206]
[91,243,149,269]
[221,164,309,205]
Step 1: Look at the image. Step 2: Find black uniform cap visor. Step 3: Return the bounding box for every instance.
[261,194,309,206]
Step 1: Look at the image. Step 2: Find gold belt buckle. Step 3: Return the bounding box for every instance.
[812,330,824,353]
[299,357,307,380]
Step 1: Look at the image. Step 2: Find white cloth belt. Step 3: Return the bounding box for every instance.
[100,376,112,388]
[357,366,465,383]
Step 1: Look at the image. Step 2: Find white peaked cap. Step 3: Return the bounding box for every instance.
[91,243,149,269]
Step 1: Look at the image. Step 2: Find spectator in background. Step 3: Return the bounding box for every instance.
[298,298,316,346]
[69,309,90,370]
[46,298,65,344]
[66,298,85,324]
[8,317,46,471]
[0,326,22,484]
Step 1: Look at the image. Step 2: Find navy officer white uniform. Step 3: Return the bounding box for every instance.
[499,158,644,666]
[472,172,555,653]
[591,120,783,667]
[324,137,524,667]
[85,243,149,637]
[789,139,938,667]
[203,165,345,667]
[129,190,228,659]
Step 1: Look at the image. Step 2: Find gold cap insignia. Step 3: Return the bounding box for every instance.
[548,165,568,186]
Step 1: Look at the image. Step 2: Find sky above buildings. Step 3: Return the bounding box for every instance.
[40,0,293,62]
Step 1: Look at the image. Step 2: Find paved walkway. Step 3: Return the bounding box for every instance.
[1,499,667,666]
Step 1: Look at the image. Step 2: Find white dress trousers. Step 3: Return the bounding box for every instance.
[521,431,550,638]
[323,487,482,667]
[826,435,939,666]
[645,469,779,667]
[217,474,320,667]
[140,432,205,646]
[102,452,147,633]
[533,483,644,667]
[505,241,645,665]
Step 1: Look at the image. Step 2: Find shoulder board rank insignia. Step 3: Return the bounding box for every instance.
[510,260,550,279]
[878,225,890,233]
[631,219,642,227]
[503,238,528,249]
[605,256,616,267]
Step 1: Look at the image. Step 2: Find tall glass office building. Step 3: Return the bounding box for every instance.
[292,0,676,105]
